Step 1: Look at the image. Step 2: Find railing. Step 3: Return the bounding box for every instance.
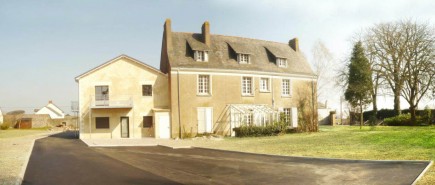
[90,95,133,108]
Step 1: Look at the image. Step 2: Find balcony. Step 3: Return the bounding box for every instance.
[90,95,133,109]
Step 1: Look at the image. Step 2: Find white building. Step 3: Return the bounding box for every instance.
[35,101,65,119]
[0,108,3,123]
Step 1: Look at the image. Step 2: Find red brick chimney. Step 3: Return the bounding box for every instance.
[202,21,211,46]
[289,38,299,52]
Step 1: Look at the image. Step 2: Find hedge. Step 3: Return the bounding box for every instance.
[232,122,289,137]
[363,108,435,121]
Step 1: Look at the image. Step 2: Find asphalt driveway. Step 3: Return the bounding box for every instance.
[23,132,430,185]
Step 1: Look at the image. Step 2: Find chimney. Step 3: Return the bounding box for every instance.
[49,100,52,104]
[202,21,211,46]
[164,19,172,47]
[289,38,299,52]
[160,19,173,73]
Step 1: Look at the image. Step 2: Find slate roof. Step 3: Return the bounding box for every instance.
[169,32,315,76]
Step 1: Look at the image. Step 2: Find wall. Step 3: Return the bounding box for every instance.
[170,70,314,137]
[78,57,170,139]
[3,114,77,128]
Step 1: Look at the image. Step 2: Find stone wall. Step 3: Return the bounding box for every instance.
[3,114,78,129]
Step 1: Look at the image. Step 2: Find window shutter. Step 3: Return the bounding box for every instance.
[205,108,212,132]
[291,107,298,127]
[197,108,205,133]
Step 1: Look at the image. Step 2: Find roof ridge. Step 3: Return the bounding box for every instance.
[75,54,166,81]
[173,32,291,46]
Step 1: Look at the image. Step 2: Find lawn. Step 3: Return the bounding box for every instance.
[195,126,435,185]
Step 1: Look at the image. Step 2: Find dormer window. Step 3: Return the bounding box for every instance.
[238,54,250,64]
[194,50,208,62]
[277,58,287,68]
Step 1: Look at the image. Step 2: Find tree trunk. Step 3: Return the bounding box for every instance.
[394,92,401,116]
[409,106,417,125]
[372,93,378,119]
[360,102,363,129]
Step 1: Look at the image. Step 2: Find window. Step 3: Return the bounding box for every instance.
[242,77,253,95]
[143,116,153,128]
[238,54,250,64]
[95,86,109,101]
[259,78,270,92]
[95,117,109,129]
[277,58,287,68]
[244,114,253,125]
[282,79,291,96]
[283,108,291,124]
[194,51,208,62]
[142,85,152,96]
[197,75,211,95]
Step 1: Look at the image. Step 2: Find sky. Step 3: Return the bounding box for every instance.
[0,0,434,114]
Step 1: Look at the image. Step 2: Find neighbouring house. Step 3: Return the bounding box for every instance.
[76,19,316,139]
[35,100,65,119]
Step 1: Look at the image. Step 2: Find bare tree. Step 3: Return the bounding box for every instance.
[311,40,335,105]
[400,21,435,124]
[365,22,409,116]
[364,41,387,119]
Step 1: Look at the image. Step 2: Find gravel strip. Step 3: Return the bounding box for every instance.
[0,131,61,185]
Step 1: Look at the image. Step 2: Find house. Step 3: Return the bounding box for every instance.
[75,55,170,139]
[35,100,65,119]
[76,19,316,139]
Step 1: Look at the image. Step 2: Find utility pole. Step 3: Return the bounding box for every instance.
[71,101,79,138]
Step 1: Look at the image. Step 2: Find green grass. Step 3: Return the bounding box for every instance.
[0,128,50,139]
[196,126,435,184]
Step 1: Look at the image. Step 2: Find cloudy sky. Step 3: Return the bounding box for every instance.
[0,0,434,114]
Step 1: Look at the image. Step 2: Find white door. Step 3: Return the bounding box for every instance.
[197,107,213,133]
[159,115,170,139]
[120,117,129,138]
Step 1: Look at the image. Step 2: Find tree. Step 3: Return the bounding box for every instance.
[400,21,435,124]
[345,41,373,128]
[365,22,409,116]
[311,40,335,104]
[364,41,387,121]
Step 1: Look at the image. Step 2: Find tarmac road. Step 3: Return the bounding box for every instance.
[23,132,430,185]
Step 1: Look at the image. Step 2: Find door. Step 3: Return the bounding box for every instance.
[120,117,129,138]
[197,107,213,133]
[159,115,170,139]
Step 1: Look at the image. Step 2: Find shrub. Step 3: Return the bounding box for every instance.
[233,121,288,137]
[383,114,415,126]
[1,123,9,130]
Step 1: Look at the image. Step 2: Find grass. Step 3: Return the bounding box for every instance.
[195,126,435,184]
[0,128,50,139]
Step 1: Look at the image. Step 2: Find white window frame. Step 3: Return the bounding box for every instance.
[282,108,291,124]
[281,79,291,97]
[244,114,253,125]
[259,77,270,92]
[238,53,250,64]
[194,50,208,62]
[277,58,287,68]
[241,76,254,96]
[197,74,212,96]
